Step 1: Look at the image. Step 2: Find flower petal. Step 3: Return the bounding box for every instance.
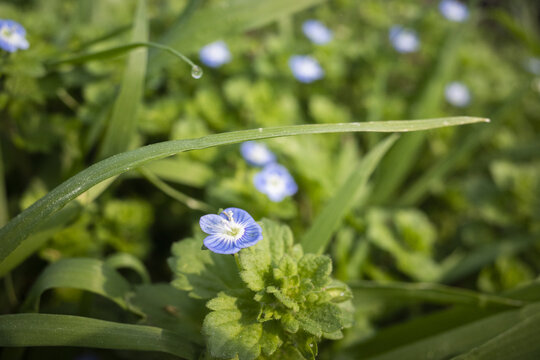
[236,222,263,248]
[199,214,228,235]
[203,234,241,254]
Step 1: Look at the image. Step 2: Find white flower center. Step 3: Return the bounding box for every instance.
[266,174,286,196]
[222,211,245,240]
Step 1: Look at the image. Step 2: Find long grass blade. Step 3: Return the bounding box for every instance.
[0,313,196,359]
[0,117,488,263]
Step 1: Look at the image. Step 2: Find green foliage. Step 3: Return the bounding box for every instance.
[169,219,354,359]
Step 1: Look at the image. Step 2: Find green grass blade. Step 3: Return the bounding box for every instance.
[342,280,540,359]
[0,203,81,279]
[105,253,151,284]
[300,135,399,254]
[21,258,134,313]
[151,0,326,72]
[0,117,488,264]
[452,310,540,360]
[98,0,148,159]
[0,313,196,359]
[349,281,526,309]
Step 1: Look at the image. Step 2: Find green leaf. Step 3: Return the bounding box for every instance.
[0,117,488,265]
[129,283,206,345]
[152,0,327,72]
[298,254,332,289]
[105,252,151,284]
[98,0,148,159]
[203,292,264,360]
[0,313,195,359]
[300,134,398,254]
[169,237,243,299]
[452,307,540,360]
[296,303,343,339]
[21,258,134,313]
[239,219,295,292]
[349,281,526,309]
[0,203,80,279]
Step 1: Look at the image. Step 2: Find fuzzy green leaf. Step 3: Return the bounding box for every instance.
[296,303,343,338]
[239,219,295,291]
[168,237,243,299]
[203,292,264,360]
[298,254,332,289]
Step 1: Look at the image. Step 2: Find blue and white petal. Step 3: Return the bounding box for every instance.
[302,20,333,45]
[439,0,469,22]
[289,55,324,83]
[199,40,232,68]
[241,141,276,167]
[389,26,419,54]
[200,208,262,254]
[444,81,471,107]
[0,19,29,53]
[254,163,298,202]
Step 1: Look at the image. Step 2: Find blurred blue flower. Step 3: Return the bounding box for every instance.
[289,55,324,83]
[199,40,232,68]
[439,0,469,22]
[241,141,276,167]
[525,57,540,75]
[200,208,262,254]
[302,19,333,45]
[445,81,471,107]
[254,163,298,202]
[0,19,29,53]
[389,26,419,53]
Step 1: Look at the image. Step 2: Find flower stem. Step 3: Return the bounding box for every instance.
[234,253,243,272]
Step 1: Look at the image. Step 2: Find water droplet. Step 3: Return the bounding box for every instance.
[309,343,314,348]
[191,65,203,79]
[258,128,263,133]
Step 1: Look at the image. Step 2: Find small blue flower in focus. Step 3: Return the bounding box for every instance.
[439,0,469,22]
[302,19,333,45]
[254,163,298,202]
[199,40,232,68]
[289,55,324,83]
[445,82,471,107]
[389,26,419,53]
[0,19,29,53]
[241,141,276,167]
[200,208,262,254]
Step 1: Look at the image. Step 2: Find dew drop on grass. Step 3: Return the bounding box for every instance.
[191,65,203,79]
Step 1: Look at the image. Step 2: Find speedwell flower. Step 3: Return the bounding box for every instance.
[445,81,471,107]
[302,19,333,45]
[240,141,276,167]
[200,208,262,254]
[0,19,29,53]
[289,55,324,83]
[254,163,298,202]
[199,40,232,68]
[389,26,419,53]
[439,0,469,22]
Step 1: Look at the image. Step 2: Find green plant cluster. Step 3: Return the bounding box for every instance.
[169,219,353,360]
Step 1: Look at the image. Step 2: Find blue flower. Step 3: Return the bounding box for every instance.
[439,0,469,22]
[389,26,419,53]
[302,19,333,45]
[445,81,471,107]
[254,163,298,202]
[200,208,262,254]
[240,141,276,167]
[199,41,232,68]
[0,19,29,53]
[289,55,324,83]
